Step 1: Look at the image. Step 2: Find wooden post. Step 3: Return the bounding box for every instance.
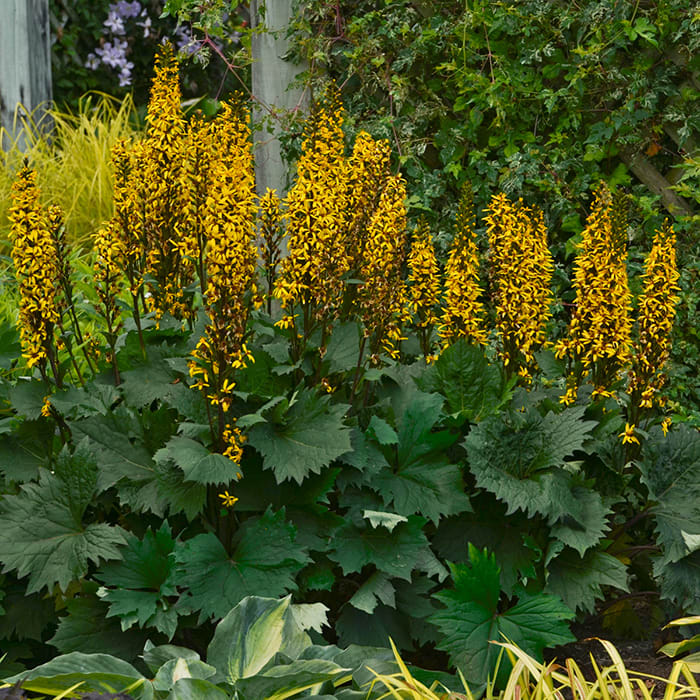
[250,0,307,198]
[0,0,53,150]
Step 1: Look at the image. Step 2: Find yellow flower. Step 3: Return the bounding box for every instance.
[439,183,487,347]
[274,87,350,329]
[556,183,632,391]
[628,220,680,413]
[355,174,409,360]
[618,423,640,445]
[484,193,554,378]
[8,164,61,372]
[41,397,52,418]
[218,491,239,508]
[661,417,672,436]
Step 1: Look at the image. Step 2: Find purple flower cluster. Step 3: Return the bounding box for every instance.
[85,0,154,87]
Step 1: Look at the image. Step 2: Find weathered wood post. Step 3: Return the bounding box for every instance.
[0,0,53,151]
[249,0,307,198]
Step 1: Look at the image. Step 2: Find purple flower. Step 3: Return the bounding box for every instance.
[96,38,129,70]
[113,0,142,19]
[104,10,126,35]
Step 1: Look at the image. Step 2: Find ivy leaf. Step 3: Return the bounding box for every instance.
[156,436,239,486]
[174,508,309,620]
[431,545,575,690]
[545,548,629,614]
[0,443,127,594]
[247,390,352,484]
[96,524,179,639]
[418,339,508,420]
[328,516,435,582]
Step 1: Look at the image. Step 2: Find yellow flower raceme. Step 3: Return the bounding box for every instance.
[139,42,192,320]
[555,183,632,392]
[406,217,440,357]
[258,187,284,310]
[8,164,60,370]
[485,193,554,378]
[178,115,216,295]
[93,220,126,352]
[189,101,257,466]
[356,174,409,360]
[439,184,487,346]
[346,131,391,270]
[628,220,680,411]
[274,89,350,329]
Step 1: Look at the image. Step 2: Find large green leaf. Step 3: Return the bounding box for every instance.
[373,460,471,525]
[126,459,207,521]
[0,443,126,594]
[370,389,470,524]
[464,406,607,552]
[96,524,179,639]
[325,321,362,374]
[418,339,508,420]
[545,548,629,614]
[464,405,595,480]
[432,507,541,598]
[654,551,700,611]
[206,596,311,685]
[0,419,49,483]
[430,545,575,690]
[156,436,240,486]
[328,516,442,581]
[4,652,153,700]
[49,382,120,419]
[49,584,149,662]
[174,509,309,620]
[72,408,157,491]
[247,390,352,484]
[168,678,230,700]
[637,426,700,567]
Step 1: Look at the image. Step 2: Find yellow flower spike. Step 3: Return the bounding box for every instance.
[274,86,351,329]
[355,174,410,360]
[619,423,640,445]
[8,163,61,373]
[218,491,239,508]
[628,220,681,413]
[558,183,632,391]
[484,194,554,379]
